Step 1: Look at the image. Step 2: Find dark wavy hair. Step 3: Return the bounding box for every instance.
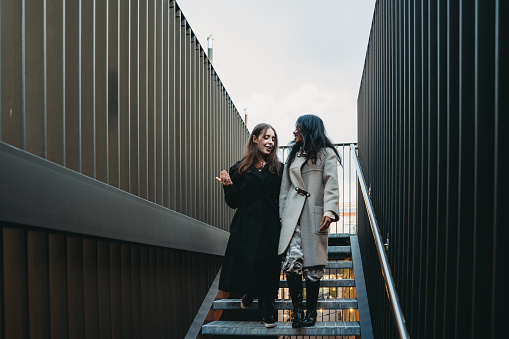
[239,123,282,177]
[286,114,341,170]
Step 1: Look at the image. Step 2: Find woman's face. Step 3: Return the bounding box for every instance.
[293,126,303,145]
[253,128,275,156]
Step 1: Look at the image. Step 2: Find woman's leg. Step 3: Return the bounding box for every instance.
[240,292,254,309]
[257,294,274,317]
[258,294,277,328]
[285,273,305,328]
[302,266,325,327]
[282,225,306,328]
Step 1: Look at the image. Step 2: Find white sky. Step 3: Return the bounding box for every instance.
[177,0,376,146]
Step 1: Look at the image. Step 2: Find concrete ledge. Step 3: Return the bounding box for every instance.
[0,142,229,256]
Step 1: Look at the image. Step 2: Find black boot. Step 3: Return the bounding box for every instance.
[303,279,320,327]
[286,273,305,328]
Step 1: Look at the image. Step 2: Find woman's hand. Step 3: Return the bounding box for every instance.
[215,170,232,186]
[319,215,332,232]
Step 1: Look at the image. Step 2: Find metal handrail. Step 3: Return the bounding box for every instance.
[350,144,410,339]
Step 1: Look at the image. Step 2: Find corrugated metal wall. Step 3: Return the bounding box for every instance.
[357,0,508,338]
[0,0,248,338]
[0,0,248,230]
[1,221,222,339]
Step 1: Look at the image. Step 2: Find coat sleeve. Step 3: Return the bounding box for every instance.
[223,163,242,209]
[322,148,340,221]
[279,163,291,218]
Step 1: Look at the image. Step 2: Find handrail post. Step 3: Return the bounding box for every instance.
[350,144,410,339]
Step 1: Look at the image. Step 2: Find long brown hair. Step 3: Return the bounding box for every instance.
[238,123,282,177]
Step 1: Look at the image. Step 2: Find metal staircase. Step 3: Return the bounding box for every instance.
[201,233,373,337]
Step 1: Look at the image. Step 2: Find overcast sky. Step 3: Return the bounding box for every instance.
[177,0,376,145]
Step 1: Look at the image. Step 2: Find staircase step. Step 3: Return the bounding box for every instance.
[328,233,351,246]
[325,261,353,269]
[328,245,351,259]
[202,321,361,336]
[281,259,353,270]
[213,298,358,310]
[328,246,351,255]
[279,279,355,288]
[328,233,351,239]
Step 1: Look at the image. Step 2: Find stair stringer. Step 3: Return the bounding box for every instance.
[351,234,374,339]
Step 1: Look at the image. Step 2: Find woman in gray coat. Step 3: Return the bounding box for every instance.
[278,114,340,328]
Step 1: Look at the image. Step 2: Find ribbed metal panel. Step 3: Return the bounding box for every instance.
[0,222,222,339]
[0,0,248,231]
[357,0,508,338]
[0,0,248,338]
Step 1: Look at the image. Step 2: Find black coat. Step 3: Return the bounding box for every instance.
[218,160,282,295]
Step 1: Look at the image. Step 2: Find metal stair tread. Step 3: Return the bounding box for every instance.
[282,260,353,270]
[202,320,361,336]
[325,261,353,269]
[328,246,352,254]
[213,298,358,310]
[279,279,355,287]
[328,233,351,239]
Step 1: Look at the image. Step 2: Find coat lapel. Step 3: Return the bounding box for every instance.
[278,155,307,256]
[289,155,307,190]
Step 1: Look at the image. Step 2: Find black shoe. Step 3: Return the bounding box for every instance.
[303,310,318,327]
[286,273,305,328]
[241,293,254,309]
[292,308,305,328]
[262,316,277,328]
[302,279,320,327]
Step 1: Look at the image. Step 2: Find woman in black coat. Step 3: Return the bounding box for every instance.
[216,123,283,328]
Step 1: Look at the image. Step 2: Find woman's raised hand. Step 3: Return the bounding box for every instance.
[215,170,232,186]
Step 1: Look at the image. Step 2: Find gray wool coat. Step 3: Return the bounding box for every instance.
[278,147,340,267]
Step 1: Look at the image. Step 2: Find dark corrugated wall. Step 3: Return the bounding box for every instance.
[0,0,248,338]
[1,222,222,339]
[0,0,248,230]
[357,0,508,338]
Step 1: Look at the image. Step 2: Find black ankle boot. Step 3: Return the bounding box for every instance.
[303,279,320,327]
[286,274,305,328]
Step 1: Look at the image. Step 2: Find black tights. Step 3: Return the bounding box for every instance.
[256,293,275,318]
